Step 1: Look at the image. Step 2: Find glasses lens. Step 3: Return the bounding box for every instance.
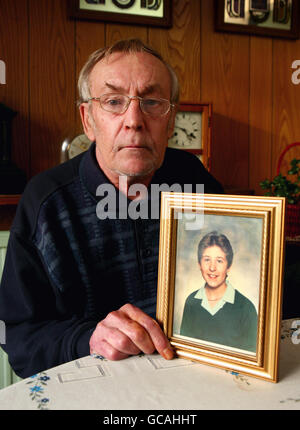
[141,98,170,116]
[99,94,128,113]
[97,94,170,116]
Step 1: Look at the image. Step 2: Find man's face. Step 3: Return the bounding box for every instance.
[80,52,176,186]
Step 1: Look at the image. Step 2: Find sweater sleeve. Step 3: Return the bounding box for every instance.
[0,231,97,378]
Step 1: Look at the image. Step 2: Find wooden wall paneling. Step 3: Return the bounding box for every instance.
[249,37,273,196]
[75,20,106,135]
[148,0,201,104]
[272,38,300,179]
[201,1,250,189]
[105,23,148,46]
[0,0,30,181]
[29,0,76,176]
[3,0,299,193]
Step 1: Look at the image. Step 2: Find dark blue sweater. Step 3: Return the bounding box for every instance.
[0,144,223,377]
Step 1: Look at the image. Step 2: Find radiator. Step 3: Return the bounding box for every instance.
[0,232,22,389]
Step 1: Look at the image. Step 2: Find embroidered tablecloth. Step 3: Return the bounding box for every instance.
[0,319,299,410]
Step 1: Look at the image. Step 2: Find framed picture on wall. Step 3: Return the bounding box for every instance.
[215,0,300,39]
[68,0,172,28]
[156,192,286,382]
[168,103,212,170]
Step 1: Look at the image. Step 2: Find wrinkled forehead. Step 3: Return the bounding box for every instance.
[89,52,172,98]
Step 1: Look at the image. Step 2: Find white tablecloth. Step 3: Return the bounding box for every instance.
[0,319,299,410]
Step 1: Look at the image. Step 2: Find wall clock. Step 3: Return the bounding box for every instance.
[61,134,92,162]
[168,103,212,170]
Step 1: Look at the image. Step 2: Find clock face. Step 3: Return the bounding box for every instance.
[68,134,92,159]
[168,111,202,149]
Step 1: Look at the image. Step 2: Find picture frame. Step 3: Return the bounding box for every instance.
[156,192,286,383]
[68,0,172,28]
[168,103,212,170]
[215,0,300,39]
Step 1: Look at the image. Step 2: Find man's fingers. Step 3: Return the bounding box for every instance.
[119,304,174,360]
[89,304,174,362]
[104,309,156,355]
[91,339,129,361]
[90,323,141,357]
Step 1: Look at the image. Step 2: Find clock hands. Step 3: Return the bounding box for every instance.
[169,111,201,148]
[174,126,197,141]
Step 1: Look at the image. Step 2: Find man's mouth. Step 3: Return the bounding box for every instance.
[121,142,150,148]
[123,145,147,149]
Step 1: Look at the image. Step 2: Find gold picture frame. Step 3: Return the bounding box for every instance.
[156,192,286,383]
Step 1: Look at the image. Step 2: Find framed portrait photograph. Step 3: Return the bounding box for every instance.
[215,0,300,39]
[68,0,172,28]
[168,103,212,170]
[156,192,286,382]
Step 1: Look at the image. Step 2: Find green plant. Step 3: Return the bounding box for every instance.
[260,158,300,204]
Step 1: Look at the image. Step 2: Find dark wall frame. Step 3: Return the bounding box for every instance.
[68,0,172,28]
[215,0,300,39]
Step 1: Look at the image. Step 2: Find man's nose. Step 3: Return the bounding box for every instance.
[124,98,144,131]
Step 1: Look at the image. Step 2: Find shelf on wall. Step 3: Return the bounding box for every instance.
[0,194,21,205]
[0,195,21,231]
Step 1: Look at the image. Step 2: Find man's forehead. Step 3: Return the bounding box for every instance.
[89,51,171,93]
[96,51,166,70]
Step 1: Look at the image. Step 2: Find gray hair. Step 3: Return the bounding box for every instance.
[77,38,179,106]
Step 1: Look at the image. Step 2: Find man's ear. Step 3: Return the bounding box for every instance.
[167,104,178,139]
[79,103,96,142]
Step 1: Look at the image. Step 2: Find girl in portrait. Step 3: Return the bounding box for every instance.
[180,231,258,352]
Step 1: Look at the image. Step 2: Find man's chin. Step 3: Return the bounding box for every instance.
[115,162,156,179]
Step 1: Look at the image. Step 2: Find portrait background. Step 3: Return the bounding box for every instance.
[173,213,263,334]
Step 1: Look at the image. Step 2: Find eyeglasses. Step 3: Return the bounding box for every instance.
[87,94,174,117]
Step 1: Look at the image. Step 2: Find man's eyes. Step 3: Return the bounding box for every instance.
[143,98,161,106]
[105,98,124,105]
[101,96,162,106]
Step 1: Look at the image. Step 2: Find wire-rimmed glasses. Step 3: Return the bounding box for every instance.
[87,94,174,117]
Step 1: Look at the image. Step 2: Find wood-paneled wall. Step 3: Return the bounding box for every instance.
[1,0,300,193]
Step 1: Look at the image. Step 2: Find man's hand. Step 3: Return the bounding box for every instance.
[89,303,174,361]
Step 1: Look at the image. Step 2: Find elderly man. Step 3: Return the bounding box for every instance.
[0,39,223,378]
